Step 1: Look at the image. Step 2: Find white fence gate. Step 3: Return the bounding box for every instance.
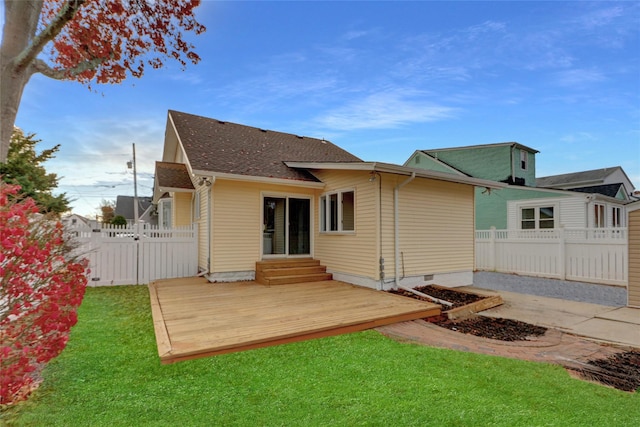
[475,228,627,286]
[70,224,198,286]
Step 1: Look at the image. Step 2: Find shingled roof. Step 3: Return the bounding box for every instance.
[568,183,625,198]
[169,110,362,181]
[155,161,195,190]
[536,167,623,188]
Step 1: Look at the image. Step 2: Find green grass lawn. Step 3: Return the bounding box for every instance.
[2,285,639,426]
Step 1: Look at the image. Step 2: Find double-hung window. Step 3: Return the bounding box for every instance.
[612,206,622,227]
[594,203,605,228]
[520,206,554,229]
[320,190,355,232]
[520,149,528,170]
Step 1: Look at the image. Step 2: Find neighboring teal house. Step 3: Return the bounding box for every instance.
[405,142,636,230]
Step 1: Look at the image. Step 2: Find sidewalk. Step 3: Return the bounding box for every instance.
[468,287,640,349]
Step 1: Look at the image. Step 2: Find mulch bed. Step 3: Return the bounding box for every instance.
[389,285,640,392]
[431,316,547,341]
[571,350,640,392]
[389,285,484,312]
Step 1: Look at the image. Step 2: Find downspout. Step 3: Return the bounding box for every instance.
[208,177,216,275]
[394,172,415,288]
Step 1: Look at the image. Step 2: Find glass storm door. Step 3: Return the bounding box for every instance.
[263,197,310,256]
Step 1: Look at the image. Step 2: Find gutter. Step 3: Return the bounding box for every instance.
[394,172,415,288]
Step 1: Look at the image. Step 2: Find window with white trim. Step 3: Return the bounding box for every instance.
[193,191,201,220]
[520,149,528,170]
[520,206,554,229]
[594,203,605,228]
[159,199,172,228]
[612,206,622,227]
[320,190,355,232]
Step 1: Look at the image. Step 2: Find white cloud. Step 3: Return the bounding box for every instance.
[314,89,457,131]
[552,68,606,87]
[559,132,596,143]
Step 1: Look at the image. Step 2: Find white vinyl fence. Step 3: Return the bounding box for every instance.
[475,227,627,286]
[69,224,198,286]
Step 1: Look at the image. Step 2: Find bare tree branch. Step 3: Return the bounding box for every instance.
[12,0,87,73]
[31,56,109,80]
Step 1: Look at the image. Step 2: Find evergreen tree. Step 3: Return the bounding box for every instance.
[0,127,70,214]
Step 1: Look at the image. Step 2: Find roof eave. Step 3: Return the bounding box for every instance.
[192,169,326,188]
[284,161,506,189]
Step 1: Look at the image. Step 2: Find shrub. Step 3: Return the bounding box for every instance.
[111,215,128,226]
[0,182,88,405]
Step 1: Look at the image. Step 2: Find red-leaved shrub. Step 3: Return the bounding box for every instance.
[0,183,88,405]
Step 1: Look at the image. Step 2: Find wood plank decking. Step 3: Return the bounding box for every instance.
[149,277,441,364]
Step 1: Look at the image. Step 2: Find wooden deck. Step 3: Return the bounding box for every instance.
[149,277,441,364]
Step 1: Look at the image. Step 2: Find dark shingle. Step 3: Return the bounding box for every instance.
[156,161,195,189]
[115,195,153,220]
[536,167,622,187]
[569,183,624,198]
[169,110,362,181]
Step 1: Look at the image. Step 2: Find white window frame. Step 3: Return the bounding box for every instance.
[320,189,355,233]
[193,191,201,221]
[520,149,528,170]
[519,205,555,230]
[594,203,605,228]
[612,206,623,228]
[159,199,172,228]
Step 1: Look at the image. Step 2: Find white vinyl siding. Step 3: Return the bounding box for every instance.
[508,197,584,229]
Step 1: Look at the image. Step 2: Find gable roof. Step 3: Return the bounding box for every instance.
[407,150,470,176]
[155,161,195,190]
[536,166,626,188]
[168,110,362,182]
[115,195,153,220]
[568,183,625,199]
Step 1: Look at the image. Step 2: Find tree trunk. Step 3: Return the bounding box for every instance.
[1,1,43,162]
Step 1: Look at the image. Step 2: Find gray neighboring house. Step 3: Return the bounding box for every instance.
[114,195,157,226]
[536,166,637,201]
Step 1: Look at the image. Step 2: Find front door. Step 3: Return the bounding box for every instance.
[263,196,310,257]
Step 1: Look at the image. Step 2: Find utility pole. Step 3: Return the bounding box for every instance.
[127,143,140,285]
[132,143,139,237]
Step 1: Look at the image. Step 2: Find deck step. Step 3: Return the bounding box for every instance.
[260,265,328,277]
[256,259,332,285]
[256,258,319,271]
[261,273,334,286]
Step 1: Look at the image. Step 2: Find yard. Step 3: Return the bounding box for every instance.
[2,286,639,426]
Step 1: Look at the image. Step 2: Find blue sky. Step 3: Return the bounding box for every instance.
[7,1,640,217]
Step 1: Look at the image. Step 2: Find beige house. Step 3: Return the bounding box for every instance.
[153,110,502,290]
[628,201,640,307]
